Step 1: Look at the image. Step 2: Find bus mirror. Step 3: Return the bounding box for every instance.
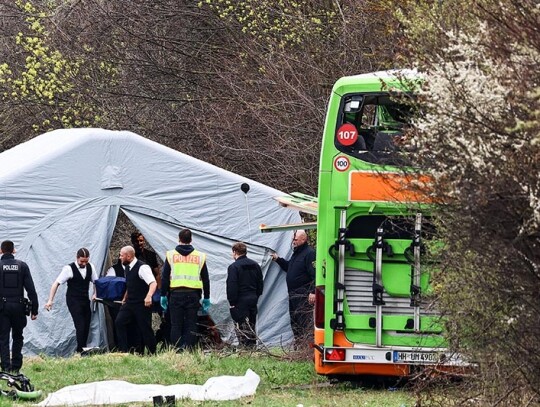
[344,95,363,113]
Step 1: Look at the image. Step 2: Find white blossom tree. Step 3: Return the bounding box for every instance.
[395,0,540,404]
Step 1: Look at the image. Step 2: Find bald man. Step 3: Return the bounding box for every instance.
[114,245,157,354]
[271,230,316,346]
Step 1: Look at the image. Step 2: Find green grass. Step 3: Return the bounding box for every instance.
[0,349,414,406]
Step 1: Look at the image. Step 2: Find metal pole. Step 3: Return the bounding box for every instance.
[413,213,422,331]
[374,227,384,347]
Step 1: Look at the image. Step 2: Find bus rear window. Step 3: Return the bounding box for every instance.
[335,93,414,164]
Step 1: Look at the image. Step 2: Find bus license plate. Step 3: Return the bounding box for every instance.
[393,351,440,364]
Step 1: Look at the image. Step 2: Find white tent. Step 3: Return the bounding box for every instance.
[0,128,300,356]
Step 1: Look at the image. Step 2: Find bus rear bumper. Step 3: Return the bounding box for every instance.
[313,330,470,377]
[314,345,470,377]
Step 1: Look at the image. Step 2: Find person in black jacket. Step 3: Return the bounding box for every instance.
[131,232,160,284]
[0,240,38,373]
[226,242,263,348]
[271,230,316,345]
[45,247,98,353]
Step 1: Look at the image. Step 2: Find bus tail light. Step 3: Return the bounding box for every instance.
[315,286,325,328]
[325,348,346,361]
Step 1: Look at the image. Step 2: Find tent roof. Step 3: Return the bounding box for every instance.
[0,128,294,245]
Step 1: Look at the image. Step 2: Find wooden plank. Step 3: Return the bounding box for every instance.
[290,192,318,203]
[274,195,318,215]
[259,221,317,233]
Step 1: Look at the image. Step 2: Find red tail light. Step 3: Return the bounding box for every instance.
[325,348,346,361]
[315,286,325,328]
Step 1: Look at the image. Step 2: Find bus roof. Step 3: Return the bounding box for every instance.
[332,69,421,96]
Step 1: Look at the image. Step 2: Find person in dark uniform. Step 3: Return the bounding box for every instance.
[131,232,160,284]
[130,232,165,335]
[45,247,98,353]
[115,245,157,354]
[103,253,129,350]
[271,230,316,345]
[106,254,126,278]
[160,228,210,351]
[0,240,38,373]
[226,242,263,348]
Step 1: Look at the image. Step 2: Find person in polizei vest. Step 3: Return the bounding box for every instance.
[45,247,98,353]
[114,245,157,354]
[0,240,39,374]
[160,228,210,351]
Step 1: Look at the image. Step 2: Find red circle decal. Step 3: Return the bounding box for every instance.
[336,123,358,146]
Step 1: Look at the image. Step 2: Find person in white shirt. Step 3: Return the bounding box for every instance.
[44,248,98,353]
[106,253,125,277]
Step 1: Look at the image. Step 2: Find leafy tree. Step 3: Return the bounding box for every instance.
[0,0,108,150]
[1,0,401,193]
[186,0,401,192]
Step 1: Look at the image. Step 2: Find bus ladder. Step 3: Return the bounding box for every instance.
[412,213,423,331]
[329,208,353,331]
[404,213,423,332]
[371,228,386,347]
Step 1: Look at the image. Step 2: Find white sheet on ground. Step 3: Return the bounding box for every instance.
[37,369,260,406]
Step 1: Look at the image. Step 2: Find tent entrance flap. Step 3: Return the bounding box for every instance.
[121,207,281,345]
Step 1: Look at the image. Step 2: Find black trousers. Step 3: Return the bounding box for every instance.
[288,288,313,343]
[66,296,91,353]
[0,302,27,372]
[115,302,156,354]
[230,296,258,348]
[169,290,200,350]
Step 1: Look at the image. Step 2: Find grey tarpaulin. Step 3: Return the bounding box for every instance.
[0,128,301,356]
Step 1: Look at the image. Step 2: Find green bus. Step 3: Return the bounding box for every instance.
[312,70,464,378]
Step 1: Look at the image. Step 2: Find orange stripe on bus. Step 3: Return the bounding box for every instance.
[349,171,432,203]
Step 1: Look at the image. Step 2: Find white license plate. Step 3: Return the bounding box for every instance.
[393,351,440,363]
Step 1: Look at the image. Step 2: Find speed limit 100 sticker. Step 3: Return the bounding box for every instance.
[334,155,350,172]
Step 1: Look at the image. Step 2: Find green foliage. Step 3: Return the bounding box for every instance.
[0,0,400,192]
[0,0,109,135]
[199,0,338,50]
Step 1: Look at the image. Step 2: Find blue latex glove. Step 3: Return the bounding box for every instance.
[160,296,168,311]
[201,298,211,314]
